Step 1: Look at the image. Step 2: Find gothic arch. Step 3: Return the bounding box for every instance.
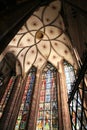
[2,0,78,77]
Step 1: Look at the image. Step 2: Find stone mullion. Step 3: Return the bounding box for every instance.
[28,70,42,130]
[57,63,63,130]
[58,60,71,130]
[33,70,43,130]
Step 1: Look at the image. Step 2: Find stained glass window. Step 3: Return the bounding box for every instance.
[64,61,75,97]
[0,76,16,118]
[15,66,36,130]
[36,63,58,130]
[64,61,87,130]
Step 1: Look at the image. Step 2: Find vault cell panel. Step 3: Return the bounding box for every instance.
[48,48,61,67]
[52,15,65,30]
[43,0,61,26]
[24,46,37,72]
[34,53,46,69]
[26,15,43,31]
[37,40,51,58]
[17,47,29,72]
[9,35,23,47]
[44,26,62,40]
[18,33,35,47]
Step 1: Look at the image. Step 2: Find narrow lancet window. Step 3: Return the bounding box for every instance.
[36,63,58,130]
[64,61,87,130]
[15,66,36,130]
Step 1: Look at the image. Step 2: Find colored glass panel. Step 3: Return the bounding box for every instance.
[64,61,87,130]
[15,67,36,130]
[0,76,16,118]
[36,63,58,130]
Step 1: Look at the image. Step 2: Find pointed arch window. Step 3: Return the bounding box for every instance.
[36,63,58,130]
[64,61,87,130]
[15,66,36,130]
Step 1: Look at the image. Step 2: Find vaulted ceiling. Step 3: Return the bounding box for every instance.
[0,0,87,54]
[0,0,78,76]
[0,0,87,76]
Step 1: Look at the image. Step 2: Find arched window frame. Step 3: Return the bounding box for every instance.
[36,62,59,130]
[63,60,87,130]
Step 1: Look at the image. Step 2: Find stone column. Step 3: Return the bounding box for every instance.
[58,60,71,130]
[57,64,63,130]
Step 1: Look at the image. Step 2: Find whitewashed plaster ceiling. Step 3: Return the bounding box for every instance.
[2,0,78,75]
